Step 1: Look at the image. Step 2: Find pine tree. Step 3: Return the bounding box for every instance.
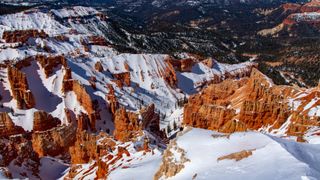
[173,120,177,130]
[166,125,171,135]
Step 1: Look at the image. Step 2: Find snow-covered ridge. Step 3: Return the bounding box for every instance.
[0,6,107,38]
[290,12,320,22]
[50,6,101,19]
[0,11,69,37]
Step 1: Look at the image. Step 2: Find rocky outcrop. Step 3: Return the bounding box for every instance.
[106,84,119,116]
[281,3,301,13]
[184,78,246,132]
[88,36,108,46]
[166,57,196,72]
[217,149,255,162]
[0,135,40,178]
[77,113,92,131]
[141,104,167,140]
[113,107,140,142]
[114,104,166,142]
[95,61,104,72]
[69,131,98,164]
[300,0,320,13]
[162,61,178,88]
[154,140,189,180]
[112,72,131,87]
[0,113,25,137]
[201,58,214,68]
[2,30,48,43]
[69,131,116,164]
[36,55,67,78]
[7,66,35,109]
[261,0,320,36]
[63,77,97,131]
[183,68,319,137]
[32,125,77,157]
[14,57,33,69]
[33,111,61,132]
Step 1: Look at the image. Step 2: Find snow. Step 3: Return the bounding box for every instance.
[166,128,320,180]
[51,6,100,19]
[0,48,37,62]
[0,11,69,37]
[177,60,254,94]
[64,91,87,115]
[308,106,320,117]
[39,157,69,180]
[292,12,320,22]
[109,150,163,180]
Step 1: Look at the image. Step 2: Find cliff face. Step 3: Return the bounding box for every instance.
[113,104,166,142]
[2,30,48,43]
[161,60,178,88]
[300,0,320,12]
[95,61,104,72]
[36,55,67,78]
[140,104,167,140]
[0,113,25,137]
[69,131,99,164]
[0,135,40,179]
[113,107,140,142]
[184,68,320,139]
[106,84,119,116]
[7,66,35,109]
[166,57,196,72]
[62,74,97,131]
[32,125,77,157]
[33,111,61,132]
[112,72,131,87]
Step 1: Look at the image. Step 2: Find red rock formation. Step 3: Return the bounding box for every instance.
[0,135,40,176]
[184,68,318,137]
[96,160,109,179]
[72,81,96,129]
[95,61,104,72]
[112,72,131,87]
[77,113,91,131]
[301,0,320,12]
[166,57,196,72]
[62,77,97,131]
[140,104,167,139]
[88,36,108,46]
[0,112,25,137]
[2,29,48,43]
[33,111,61,132]
[106,84,119,116]
[69,131,98,164]
[201,58,214,68]
[89,76,97,90]
[7,66,35,109]
[162,61,178,88]
[32,125,77,157]
[114,104,166,142]
[54,35,69,42]
[36,55,67,78]
[113,107,140,142]
[281,3,302,13]
[14,57,33,69]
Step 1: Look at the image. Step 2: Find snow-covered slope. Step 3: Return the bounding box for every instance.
[155,128,320,180]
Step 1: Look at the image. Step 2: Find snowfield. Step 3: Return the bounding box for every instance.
[168,128,320,180]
